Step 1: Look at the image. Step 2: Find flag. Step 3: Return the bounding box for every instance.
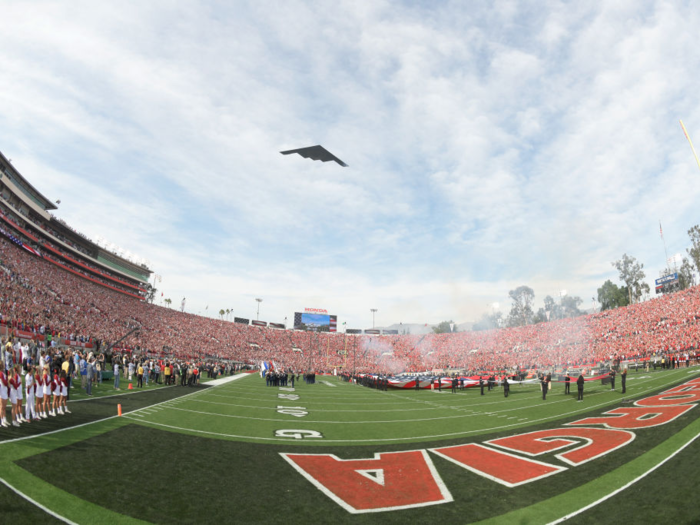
[660,221,663,239]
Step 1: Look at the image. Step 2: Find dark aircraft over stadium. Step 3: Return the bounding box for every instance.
[280,145,348,167]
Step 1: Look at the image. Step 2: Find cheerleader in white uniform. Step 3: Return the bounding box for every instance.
[52,372,61,416]
[42,368,52,417]
[60,371,70,414]
[9,366,23,426]
[0,363,9,427]
[25,365,38,422]
[34,367,46,419]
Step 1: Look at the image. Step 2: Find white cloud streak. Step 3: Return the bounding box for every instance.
[0,0,699,326]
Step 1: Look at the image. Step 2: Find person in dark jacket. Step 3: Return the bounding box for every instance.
[577,374,585,401]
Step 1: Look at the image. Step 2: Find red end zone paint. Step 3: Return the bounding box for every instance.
[636,389,700,406]
[430,443,567,487]
[280,450,453,513]
[569,405,695,429]
[282,376,700,513]
[486,427,635,466]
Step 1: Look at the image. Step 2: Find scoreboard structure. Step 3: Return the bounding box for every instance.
[655,272,679,294]
[293,308,338,332]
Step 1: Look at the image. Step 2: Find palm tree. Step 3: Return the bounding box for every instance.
[219,309,225,320]
[165,298,172,308]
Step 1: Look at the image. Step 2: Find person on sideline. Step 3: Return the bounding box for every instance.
[25,365,39,422]
[113,360,120,390]
[577,373,585,401]
[0,362,9,427]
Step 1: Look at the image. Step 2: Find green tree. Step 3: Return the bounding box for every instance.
[164,298,172,308]
[612,254,649,304]
[561,295,583,317]
[433,320,457,334]
[219,309,225,319]
[542,295,559,321]
[145,284,157,303]
[533,308,548,324]
[507,285,535,327]
[597,280,629,311]
[687,225,700,272]
[678,257,696,291]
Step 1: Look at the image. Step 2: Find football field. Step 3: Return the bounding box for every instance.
[1,367,700,524]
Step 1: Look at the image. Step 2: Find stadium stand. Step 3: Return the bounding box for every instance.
[0,231,699,376]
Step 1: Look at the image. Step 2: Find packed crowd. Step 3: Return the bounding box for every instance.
[0,201,145,296]
[1,234,700,381]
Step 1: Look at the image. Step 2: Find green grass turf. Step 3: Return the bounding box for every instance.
[565,434,700,524]
[0,367,696,524]
[117,367,700,445]
[0,479,64,525]
[63,373,219,402]
[0,380,213,441]
[567,439,700,525]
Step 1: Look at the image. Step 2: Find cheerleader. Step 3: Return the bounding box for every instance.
[9,365,24,426]
[60,370,70,414]
[42,367,52,417]
[34,366,46,419]
[25,365,39,422]
[52,371,62,415]
[15,365,26,423]
[0,361,8,427]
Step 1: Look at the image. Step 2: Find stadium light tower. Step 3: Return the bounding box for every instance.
[370,308,378,329]
[255,298,263,320]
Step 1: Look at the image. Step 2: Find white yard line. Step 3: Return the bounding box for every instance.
[130,370,700,443]
[0,376,245,445]
[0,477,79,525]
[0,374,253,523]
[547,428,700,524]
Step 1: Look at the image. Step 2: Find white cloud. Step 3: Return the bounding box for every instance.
[1,1,700,327]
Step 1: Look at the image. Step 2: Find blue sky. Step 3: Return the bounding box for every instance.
[1,0,700,328]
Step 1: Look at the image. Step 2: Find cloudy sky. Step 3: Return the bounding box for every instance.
[1,0,699,329]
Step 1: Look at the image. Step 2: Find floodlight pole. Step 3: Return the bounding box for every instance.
[370,308,377,329]
[255,298,263,320]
